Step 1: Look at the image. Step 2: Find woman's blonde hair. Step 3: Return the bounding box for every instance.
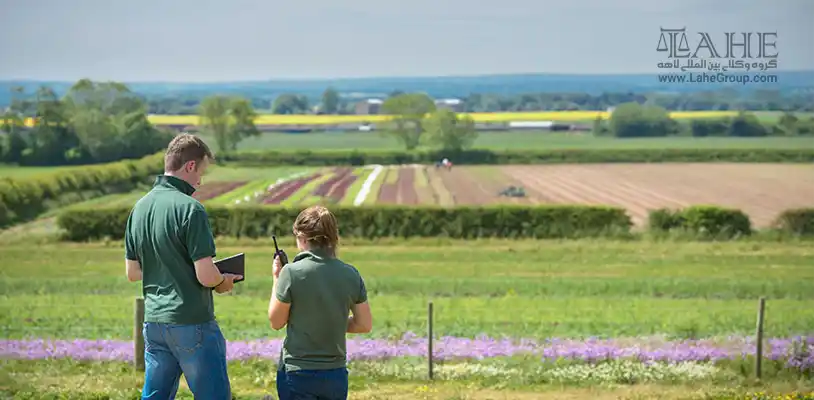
[292,205,340,253]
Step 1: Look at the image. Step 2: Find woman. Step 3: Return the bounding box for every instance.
[268,205,373,400]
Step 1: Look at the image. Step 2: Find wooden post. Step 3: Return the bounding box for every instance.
[428,301,434,381]
[755,297,765,380]
[134,297,145,371]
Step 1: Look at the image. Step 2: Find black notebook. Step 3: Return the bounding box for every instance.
[214,253,245,283]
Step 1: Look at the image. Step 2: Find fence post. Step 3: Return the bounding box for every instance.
[428,301,434,381]
[755,297,766,380]
[134,297,145,371]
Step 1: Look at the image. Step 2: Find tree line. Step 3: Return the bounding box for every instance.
[596,103,814,138]
[370,94,814,151]
[147,87,813,115]
[0,81,264,166]
[0,80,175,166]
[3,81,811,166]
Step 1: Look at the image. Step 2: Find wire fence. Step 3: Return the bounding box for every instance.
[0,297,782,381]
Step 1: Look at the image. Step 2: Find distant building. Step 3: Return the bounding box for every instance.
[355,99,383,115]
[434,98,464,112]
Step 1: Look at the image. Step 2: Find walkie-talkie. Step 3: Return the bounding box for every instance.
[272,235,288,266]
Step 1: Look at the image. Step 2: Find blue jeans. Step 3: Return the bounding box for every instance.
[276,367,348,400]
[141,320,231,400]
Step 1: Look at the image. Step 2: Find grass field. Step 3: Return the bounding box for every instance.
[198,131,814,152]
[2,239,813,340]
[1,238,813,398]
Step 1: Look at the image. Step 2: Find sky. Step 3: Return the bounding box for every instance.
[1,0,812,82]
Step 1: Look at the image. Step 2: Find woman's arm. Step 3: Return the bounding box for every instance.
[347,301,372,333]
[268,255,291,330]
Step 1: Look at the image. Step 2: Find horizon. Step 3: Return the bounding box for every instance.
[2,69,814,85]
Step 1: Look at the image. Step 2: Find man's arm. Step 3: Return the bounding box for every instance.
[124,211,142,282]
[125,259,142,282]
[185,208,225,288]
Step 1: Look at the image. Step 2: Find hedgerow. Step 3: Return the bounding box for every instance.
[647,206,752,239]
[0,152,164,228]
[771,208,814,237]
[56,204,633,241]
[220,148,814,167]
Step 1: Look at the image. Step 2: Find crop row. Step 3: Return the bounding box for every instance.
[56,205,814,241]
[261,173,323,204]
[254,167,365,206]
[192,181,249,202]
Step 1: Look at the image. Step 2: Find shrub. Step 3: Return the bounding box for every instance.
[772,208,814,236]
[647,206,752,239]
[56,204,633,241]
[220,148,814,167]
[0,152,164,228]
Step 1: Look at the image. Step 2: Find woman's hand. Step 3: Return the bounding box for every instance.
[273,254,284,278]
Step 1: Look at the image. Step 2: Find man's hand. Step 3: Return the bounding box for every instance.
[214,273,242,293]
[272,253,287,279]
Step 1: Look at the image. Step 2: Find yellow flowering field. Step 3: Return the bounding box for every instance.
[19,110,739,127]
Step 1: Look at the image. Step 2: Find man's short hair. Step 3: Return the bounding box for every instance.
[164,133,214,172]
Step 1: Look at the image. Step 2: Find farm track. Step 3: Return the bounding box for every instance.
[501,164,814,227]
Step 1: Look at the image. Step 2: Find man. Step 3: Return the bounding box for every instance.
[124,133,242,400]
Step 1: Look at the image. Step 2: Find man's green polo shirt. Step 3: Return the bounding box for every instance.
[125,175,218,325]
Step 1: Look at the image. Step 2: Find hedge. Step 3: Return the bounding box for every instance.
[56,205,633,241]
[0,152,164,228]
[220,148,814,166]
[647,206,752,239]
[772,208,814,236]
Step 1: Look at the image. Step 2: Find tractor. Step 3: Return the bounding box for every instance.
[498,186,526,198]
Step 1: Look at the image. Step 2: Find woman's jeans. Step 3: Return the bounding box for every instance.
[140,320,231,400]
[276,367,349,400]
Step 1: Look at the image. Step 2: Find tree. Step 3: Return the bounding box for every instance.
[26,86,80,164]
[63,79,170,163]
[380,93,436,150]
[776,112,800,135]
[591,116,609,136]
[608,102,675,138]
[1,111,26,163]
[271,94,309,114]
[728,112,767,137]
[199,95,259,152]
[321,87,339,114]
[422,109,477,151]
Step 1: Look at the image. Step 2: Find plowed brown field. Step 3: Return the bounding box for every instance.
[502,163,814,227]
[376,166,419,205]
[371,163,813,228]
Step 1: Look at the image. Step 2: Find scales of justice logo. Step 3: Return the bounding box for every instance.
[656,27,778,73]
